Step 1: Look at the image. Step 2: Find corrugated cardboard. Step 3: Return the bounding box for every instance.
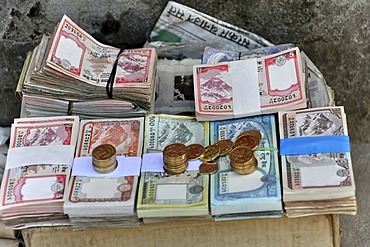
[0,222,16,239]
[0,238,19,247]
[22,215,339,247]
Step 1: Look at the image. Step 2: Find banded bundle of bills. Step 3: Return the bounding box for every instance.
[137,114,210,222]
[0,116,79,229]
[209,115,283,220]
[64,117,145,229]
[202,46,335,109]
[278,106,356,217]
[19,15,157,118]
[64,156,141,229]
[193,47,307,121]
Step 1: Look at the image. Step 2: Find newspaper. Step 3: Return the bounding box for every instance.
[148,1,273,51]
[154,58,200,114]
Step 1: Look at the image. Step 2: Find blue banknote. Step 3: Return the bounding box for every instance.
[209,115,283,217]
[202,43,294,64]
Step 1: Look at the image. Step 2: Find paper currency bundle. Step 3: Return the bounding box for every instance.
[18,15,157,119]
[209,115,283,221]
[193,47,307,121]
[63,117,145,229]
[137,114,210,222]
[64,162,141,229]
[0,116,79,229]
[278,106,356,217]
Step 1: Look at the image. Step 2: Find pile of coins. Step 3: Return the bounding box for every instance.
[163,143,189,175]
[92,144,118,174]
[229,130,262,175]
[162,129,262,176]
[229,146,258,175]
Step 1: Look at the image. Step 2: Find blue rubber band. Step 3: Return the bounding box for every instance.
[280,135,350,155]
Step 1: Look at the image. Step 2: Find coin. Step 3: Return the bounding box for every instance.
[163,143,187,157]
[199,161,219,175]
[229,146,253,164]
[92,144,116,161]
[214,139,233,156]
[237,130,262,142]
[200,145,221,162]
[93,160,118,174]
[186,144,205,160]
[231,157,258,175]
[164,164,188,175]
[235,134,259,150]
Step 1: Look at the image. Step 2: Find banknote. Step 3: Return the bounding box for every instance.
[114,49,154,85]
[143,114,209,153]
[209,115,282,216]
[1,164,70,208]
[137,170,209,218]
[13,115,78,125]
[193,47,307,121]
[46,15,120,87]
[202,44,294,64]
[68,176,136,203]
[76,118,144,157]
[279,106,355,201]
[301,52,335,108]
[9,117,79,148]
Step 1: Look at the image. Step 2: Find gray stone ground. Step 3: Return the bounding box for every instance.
[0,0,369,246]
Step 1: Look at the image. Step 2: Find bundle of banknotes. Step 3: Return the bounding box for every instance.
[64,118,144,229]
[209,115,283,220]
[137,114,210,223]
[0,116,80,229]
[278,106,356,217]
[17,15,157,118]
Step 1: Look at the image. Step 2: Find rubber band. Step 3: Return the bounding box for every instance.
[106,48,125,99]
[280,135,350,155]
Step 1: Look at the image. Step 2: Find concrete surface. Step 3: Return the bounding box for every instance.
[0,0,369,246]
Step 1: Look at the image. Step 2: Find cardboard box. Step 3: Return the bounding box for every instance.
[22,215,339,247]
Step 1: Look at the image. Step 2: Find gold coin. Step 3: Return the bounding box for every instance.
[214,139,234,156]
[163,143,187,157]
[186,144,205,160]
[229,146,253,164]
[235,134,259,150]
[164,164,188,175]
[163,155,187,165]
[199,161,219,175]
[237,130,262,143]
[93,159,116,168]
[200,145,220,162]
[92,144,116,161]
[230,152,255,168]
[232,158,258,175]
[164,160,189,169]
[93,161,118,174]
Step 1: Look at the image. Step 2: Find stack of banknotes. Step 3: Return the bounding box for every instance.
[0,116,80,229]
[137,114,210,223]
[64,118,145,229]
[194,47,307,121]
[278,106,356,217]
[209,115,283,220]
[17,15,157,118]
